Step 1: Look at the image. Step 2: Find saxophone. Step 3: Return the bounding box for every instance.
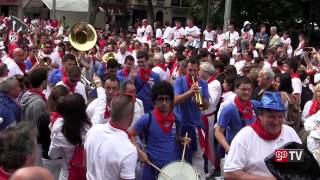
[192,75,205,110]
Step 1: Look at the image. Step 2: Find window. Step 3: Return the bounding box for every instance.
[171,0,180,6]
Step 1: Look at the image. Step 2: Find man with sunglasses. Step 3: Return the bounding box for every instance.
[128,81,190,180]
[38,40,61,69]
[56,66,87,103]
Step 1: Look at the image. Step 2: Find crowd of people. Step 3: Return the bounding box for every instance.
[0,15,320,180]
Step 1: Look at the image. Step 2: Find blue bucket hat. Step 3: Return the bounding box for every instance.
[254,91,286,112]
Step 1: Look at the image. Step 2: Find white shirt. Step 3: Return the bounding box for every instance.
[217,91,236,120]
[156,28,162,39]
[204,79,222,116]
[234,60,246,75]
[224,125,301,176]
[116,51,132,65]
[302,100,312,123]
[172,27,185,40]
[39,51,62,67]
[152,66,170,81]
[185,25,201,41]
[85,123,137,180]
[263,60,277,68]
[139,25,153,43]
[241,29,254,41]
[203,30,215,41]
[292,77,302,95]
[7,60,24,77]
[224,31,239,47]
[49,118,89,180]
[162,26,173,43]
[164,51,173,63]
[56,81,87,104]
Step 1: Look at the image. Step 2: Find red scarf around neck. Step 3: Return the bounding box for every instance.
[234,96,253,119]
[153,107,175,133]
[122,67,130,78]
[104,105,111,119]
[29,88,46,102]
[291,73,300,78]
[61,67,67,78]
[29,56,37,66]
[109,121,131,139]
[50,112,61,125]
[157,63,167,71]
[139,68,151,82]
[207,75,216,84]
[62,76,76,92]
[186,75,194,89]
[17,62,26,74]
[267,59,274,67]
[309,99,320,116]
[251,118,281,140]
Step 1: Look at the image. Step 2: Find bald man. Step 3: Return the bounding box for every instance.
[7,48,26,76]
[10,167,54,180]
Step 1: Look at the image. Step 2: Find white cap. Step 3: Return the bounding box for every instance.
[243,21,251,27]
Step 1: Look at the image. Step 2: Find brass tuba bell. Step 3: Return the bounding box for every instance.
[102,52,116,63]
[69,22,97,52]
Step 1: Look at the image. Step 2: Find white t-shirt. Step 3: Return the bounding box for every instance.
[116,51,132,65]
[7,60,24,77]
[203,30,216,41]
[234,60,246,75]
[241,29,254,41]
[172,27,185,40]
[185,25,201,41]
[156,28,163,39]
[224,125,301,176]
[263,60,277,69]
[224,31,239,47]
[162,26,173,43]
[85,123,137,180]
[204,79,222,116]
[56,81,87,103]
[292,77,302,94]
[152,66,170,81]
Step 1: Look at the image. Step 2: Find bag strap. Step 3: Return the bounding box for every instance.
[145,112,152,146]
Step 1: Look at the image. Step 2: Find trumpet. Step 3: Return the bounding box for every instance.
[192,76,205,110]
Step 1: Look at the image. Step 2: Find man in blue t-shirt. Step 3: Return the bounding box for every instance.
[173,57,210,179]
[215,76,255,155]
[132,50,160,113]
[128,81,189,180]
[116,55,135,83]
[48,54,77,85]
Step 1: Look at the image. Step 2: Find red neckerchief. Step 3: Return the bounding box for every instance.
[234,96,253,119]
[267,58,274,67]
[0,166,10,180]
[153,107,175,133]
[309,99,320,116]
[104,105,111,119]
[251,118,281,140]
[122,67,130,78]
[109,121,131,139]
[62,76,76,92]
[58,50,64,58]
[29,56,37,66]
[186,75,193,89]
[157,63,167,71]
[50,112,61,125]
[29,88,46,102]
[17,61,26,74]
[170,62,178,75]
[207,75,216,84]
[61,66,67,78]
[139,68,151,82]
[291,73,300,78]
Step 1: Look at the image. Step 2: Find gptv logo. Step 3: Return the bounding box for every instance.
[274,149,304,162]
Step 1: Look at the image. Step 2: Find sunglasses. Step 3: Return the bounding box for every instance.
[156,96,171,103]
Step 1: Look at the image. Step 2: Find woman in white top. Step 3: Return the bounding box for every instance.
[302,83,320,123]
[49,93,92,180]
[280,31,293,58]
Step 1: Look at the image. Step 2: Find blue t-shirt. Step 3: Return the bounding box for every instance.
[133,113,181,167]
[24,57,33,70]
[218,102,255,145]
[134,72,160,113]
[116,69,132,84]
[173,76,210,127]
[48,68,62,85]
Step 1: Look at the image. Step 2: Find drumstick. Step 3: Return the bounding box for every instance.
[148,162,171,180]
[181,132,188,164]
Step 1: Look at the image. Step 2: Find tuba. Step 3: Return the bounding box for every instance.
[102,52,116,63]
[192,76,205,110]
[69,22,97,90]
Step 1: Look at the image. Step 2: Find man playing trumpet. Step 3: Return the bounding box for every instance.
[173,57,210,180]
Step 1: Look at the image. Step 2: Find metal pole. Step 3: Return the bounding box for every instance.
[52,0,56,18]
[223,0,232,32]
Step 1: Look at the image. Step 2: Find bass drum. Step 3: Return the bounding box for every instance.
[157,161,200,180]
